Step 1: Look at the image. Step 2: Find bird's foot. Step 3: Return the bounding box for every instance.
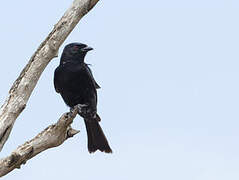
[77,104,88,117]
[69,106,78,116]
[70,107,74,113]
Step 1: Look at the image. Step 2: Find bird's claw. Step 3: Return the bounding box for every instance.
[70,107,74,114]
[77,104,88,117]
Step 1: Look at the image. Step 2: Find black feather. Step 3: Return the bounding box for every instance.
[54,43,112,153]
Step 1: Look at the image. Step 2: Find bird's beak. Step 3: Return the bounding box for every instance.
[82,46,93,52]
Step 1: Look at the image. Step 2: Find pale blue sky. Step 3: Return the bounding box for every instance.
[0,0,239,179]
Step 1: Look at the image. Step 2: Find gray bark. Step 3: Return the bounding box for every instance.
[0,107,79,177]
[0,0,99,177]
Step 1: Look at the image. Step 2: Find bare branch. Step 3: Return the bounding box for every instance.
[0,0,99,151]
[0,107,79,177]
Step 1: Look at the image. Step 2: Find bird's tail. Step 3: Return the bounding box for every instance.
[84,115,112,153]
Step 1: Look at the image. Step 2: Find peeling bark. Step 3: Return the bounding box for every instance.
[0,107,79,177]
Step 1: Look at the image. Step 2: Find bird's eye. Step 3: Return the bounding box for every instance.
[73,46,79,50]
[71,46,79,53]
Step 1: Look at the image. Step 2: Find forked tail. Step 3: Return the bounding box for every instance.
[84,116,112,153]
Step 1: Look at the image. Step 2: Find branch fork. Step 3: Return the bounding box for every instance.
[0,0,99,177]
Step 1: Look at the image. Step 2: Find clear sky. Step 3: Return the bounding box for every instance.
[0,0,239,179]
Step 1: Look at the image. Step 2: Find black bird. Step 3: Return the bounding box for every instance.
[54,43,112,153]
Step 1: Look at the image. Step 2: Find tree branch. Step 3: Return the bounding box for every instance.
[0,0,99,151]
[0,107,79,177]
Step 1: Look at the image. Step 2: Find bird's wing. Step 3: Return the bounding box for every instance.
[54,66,62,93]
[54,63,100,94]
[84,64,101,89]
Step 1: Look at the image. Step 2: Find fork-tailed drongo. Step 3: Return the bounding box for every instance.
[54,43,112,153]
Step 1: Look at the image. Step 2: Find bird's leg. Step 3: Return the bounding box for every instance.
[70,107,74,113]
[77,104,88,117]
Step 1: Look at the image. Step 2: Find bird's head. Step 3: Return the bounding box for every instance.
[60,43,93,64]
